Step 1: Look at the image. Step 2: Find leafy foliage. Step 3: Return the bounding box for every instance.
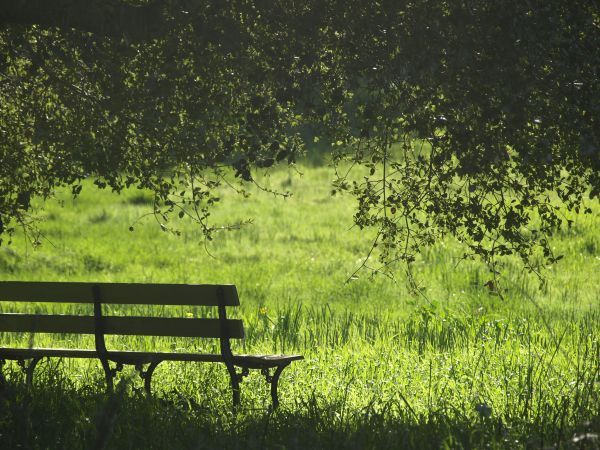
[0,0,598,274]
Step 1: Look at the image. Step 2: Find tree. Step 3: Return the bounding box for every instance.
[1,0,598,277]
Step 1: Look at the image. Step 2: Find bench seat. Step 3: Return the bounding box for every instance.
[0,347,303,368]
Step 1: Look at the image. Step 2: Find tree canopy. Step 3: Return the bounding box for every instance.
[1,0,598,276]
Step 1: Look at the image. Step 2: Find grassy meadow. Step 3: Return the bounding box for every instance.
[0,162,598,449]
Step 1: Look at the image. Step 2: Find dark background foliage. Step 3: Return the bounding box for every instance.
[1,0,598,273]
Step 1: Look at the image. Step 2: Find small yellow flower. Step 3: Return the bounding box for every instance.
[259,307,268,316]
[186,312,194,318]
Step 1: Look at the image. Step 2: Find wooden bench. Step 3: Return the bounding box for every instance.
[0,281,302,408]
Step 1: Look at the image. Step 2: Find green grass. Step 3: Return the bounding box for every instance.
[0,163,599,449]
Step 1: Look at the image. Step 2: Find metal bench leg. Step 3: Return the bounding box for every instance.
[224,363,250,408]
[17,357,42,386]
[136,360,162,396]
[102,361,123,393]
[0,359,5,385]
[262,363,290,410]
[100,358,113,392]
[227,363,241,407]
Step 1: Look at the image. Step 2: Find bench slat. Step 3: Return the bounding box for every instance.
[0,348,304,368]
[0,282,239,306]
[0,313,244,338]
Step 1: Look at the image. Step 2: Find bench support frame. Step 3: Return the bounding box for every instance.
[135,360,162,395]
[18,356,42,386]
[218,286,243,406]
[262,363,290,409]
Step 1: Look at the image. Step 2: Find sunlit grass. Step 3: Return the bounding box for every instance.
[0,163,598,449]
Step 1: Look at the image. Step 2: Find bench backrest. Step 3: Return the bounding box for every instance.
[0,281,244,340]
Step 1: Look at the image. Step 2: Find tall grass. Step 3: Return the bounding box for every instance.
[0,164,598,449]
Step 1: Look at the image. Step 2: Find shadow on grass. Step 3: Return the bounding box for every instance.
[1,378,598,450]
